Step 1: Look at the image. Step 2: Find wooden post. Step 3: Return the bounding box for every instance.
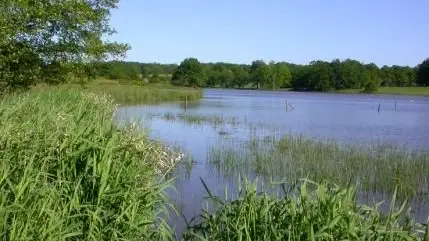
[378,103,380,113]
[286,99,288,112]
[184,96,188,109]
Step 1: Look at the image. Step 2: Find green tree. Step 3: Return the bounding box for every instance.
[271,63,292,89]
[309,61,333,91]
[259,64,273,89]
[363,63,379,93]
[250,60,266,89]
[416,58,429,86]
[335,59,365,89]
[232,66,250,88]
[0,0,129,92]
[172,58,207,87]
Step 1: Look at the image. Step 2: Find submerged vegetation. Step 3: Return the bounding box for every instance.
[184,180,428,240]
[0,90,175,240]
[208,135,429,198]
[161,112,241,126]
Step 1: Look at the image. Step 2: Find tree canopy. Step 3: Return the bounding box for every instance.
[0,0,128,92]
[416,58,429,86]
[90,57,424,93]
[172,58,207,87]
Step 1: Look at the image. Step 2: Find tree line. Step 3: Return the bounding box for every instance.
[95,57,429,92]
[1,0,428,93]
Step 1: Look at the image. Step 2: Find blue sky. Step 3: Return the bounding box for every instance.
[109,0,428,67]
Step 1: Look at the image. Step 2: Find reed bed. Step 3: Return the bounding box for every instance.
[184,180,428,240]
[34,80,203,105]
[0,90,175,240]
[208,135,429,198]
[161,112,241,126]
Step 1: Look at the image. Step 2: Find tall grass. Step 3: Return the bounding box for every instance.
[184,180,428,240]
[34,79,203,105]
[161,112,241,126]
[87,84,203,105]
[0,90,174,240]
[208,135,429,198]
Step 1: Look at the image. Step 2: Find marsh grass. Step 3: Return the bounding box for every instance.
[0,90,176,240]
[161,112,241,127]
[184,179,428,240]
[208,134,429,198]
[34,79,203,105]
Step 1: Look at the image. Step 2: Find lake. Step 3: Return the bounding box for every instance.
[118,88,429,236]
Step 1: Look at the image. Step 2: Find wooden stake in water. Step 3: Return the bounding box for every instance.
[286,99,289,112]
[378,103,380,113]
[184,96,188,109]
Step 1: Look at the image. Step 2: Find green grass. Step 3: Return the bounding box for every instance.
[337,86,429,96]
[34,79,203,105]
[161,112,241,126]
[0,90,175,240]
[208,135,429,198]
[2,87,428,240]
[184,179,428,240]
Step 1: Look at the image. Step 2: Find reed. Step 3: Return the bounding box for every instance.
[0,90,176,240]
[208,134,429,198]
[34,80,203,105]
[184,179,428,240]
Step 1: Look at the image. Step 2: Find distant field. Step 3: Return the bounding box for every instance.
[337,86,429,96]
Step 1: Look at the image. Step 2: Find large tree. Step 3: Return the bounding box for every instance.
[362,63,380,93]
[0,0,128,92]
[271,63,292,89]
[172,58,207,87]
[416,58,429,86]
[250,60,266,89]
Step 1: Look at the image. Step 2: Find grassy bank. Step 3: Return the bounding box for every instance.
[209,135,429,198]
[185,180,428,240]
[0,90,175,240]
[1,89,428,240]
[35,79,203,105]
[337,86,429,96]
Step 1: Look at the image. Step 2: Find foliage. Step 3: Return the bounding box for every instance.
[90,58,425,92]
[0,90,173,240]
[363,63,380,93]
[184,180,427,240]
[0,0,128,91]
[172,58,207,87]
[416,58,429,86]
[96,61,141,81]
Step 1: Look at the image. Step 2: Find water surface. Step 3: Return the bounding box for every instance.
[118,89,429,236]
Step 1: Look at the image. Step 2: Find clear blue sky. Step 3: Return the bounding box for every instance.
[109,0,428,67]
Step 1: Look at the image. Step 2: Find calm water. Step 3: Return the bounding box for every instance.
[118,89,429,236]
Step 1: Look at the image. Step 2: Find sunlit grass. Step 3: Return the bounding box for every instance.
[208,134,429,198]
[161,112,241,126]
[184,179,428,240]
[33,79,203,105]
[0,90,175,240]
